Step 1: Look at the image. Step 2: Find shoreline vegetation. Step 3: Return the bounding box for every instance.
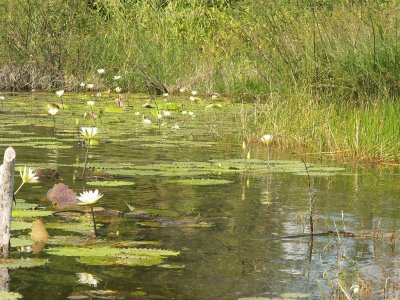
[0,0,399,164]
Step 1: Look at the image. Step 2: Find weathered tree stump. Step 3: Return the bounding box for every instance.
[0,147,16,258]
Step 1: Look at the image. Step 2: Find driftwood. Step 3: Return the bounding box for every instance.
[0,147,15,258]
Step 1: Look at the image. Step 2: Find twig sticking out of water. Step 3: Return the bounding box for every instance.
[301,156,315,238]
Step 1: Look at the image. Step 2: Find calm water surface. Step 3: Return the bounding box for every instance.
[0,93,399,299]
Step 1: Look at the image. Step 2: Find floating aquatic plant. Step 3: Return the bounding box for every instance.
[0,258,48,269]
[86,180,135,187]
[77,189,103,237]
[46,245,179,267]
[80,126,99,179]
[169,178,234,186]
[55,89,64,108]
[14,166,39,196]
[260,134,273,167]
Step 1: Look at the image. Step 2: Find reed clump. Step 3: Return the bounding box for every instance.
[0,0,398,162]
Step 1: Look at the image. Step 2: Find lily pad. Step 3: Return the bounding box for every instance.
[10,237,35,248]
[0,291,23,300]
[11,221,32,231]
[0,258,48,269]
[169,179,234,186]
[12,210,53,218]
[86,180,135,187]
[46,246,179,257]
[77,255,164,267]
[46,221,98,234]
[46,246,179,267]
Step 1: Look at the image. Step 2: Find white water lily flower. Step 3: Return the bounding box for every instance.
[134,111,140,116]
[163,92,169,97]
[157,114,163,119]
[181,111,187,115]
[172,124,180,130]
[163,110,172,117]
[115,86,122,93]
[55,90,64,97]
[20,166,39,184]
[143,118,152,125]
[0,96,5,100]
[179,88,185,93]
[350,284,359,294]
[48,108,59,116]
[80,82,85,87]
[188,111,195,117]
[87,83,94,89]
[87,100,95,107]
[114,75,122,80]
[96,92,102,97]
[77,189,103,205]
[77,272,101,287]
[80,127,99,139]
[191,90,197,96]
[260,134,273,145]
[211,94,218,99]
[97,68,105,74]
[189,96,196,102]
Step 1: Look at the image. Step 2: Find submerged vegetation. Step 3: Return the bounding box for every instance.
[0,0,399,162]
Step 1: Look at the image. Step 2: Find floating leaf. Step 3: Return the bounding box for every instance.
[77,255,164,267]
[0,291,23,300]
[169,179,234,186]
[46,246,179,257]
[0,258,48,269]
[46,221,97,234]
[11,221,32,231]
[86,180,135,187]
[46,245,179,267]
[13,199,38,210]
[10,237,34,248]
[12,210,53,218]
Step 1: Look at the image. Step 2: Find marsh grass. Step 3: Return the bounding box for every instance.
[0,0,399,162]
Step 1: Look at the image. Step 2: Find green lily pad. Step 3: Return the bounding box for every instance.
[46,246,179,267]
[136,221,162,227]
[12,210,53,218]
[11,221,32,231]
[46,246,179,257]
[0,291,23,300]
[169,179,234,186]
[77,255,164,267]
[14,199,38,210]
[0,258,48,269]
[86,180,135,187]
[46,221,98,234]
[11,237,35,248]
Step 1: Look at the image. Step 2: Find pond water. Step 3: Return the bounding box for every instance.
[0,92,399,299]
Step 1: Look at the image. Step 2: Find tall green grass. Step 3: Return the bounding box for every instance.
[0,0,398,162]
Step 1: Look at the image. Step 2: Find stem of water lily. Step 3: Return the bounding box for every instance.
[267,144,270,168]
[14,182,24,196]
[53,116,56,133]
[60,96,64,109]
[82,142,90,179]
[90,205,98,237]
